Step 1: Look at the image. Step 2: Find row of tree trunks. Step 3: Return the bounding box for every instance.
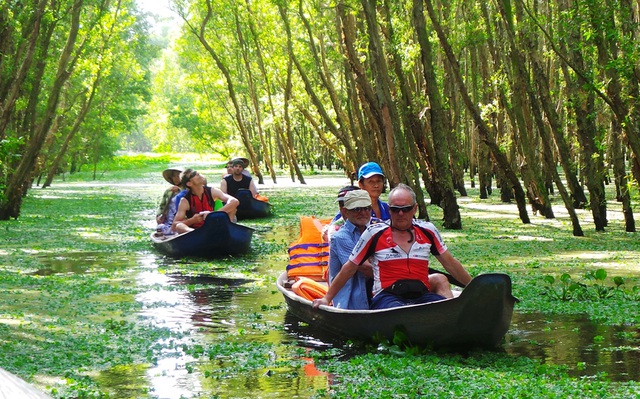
[558,0,608,231]
[0,0,84,220]
[278,4,307,183]
[412,0,461,229]
[298,1,359,174]
[234,3,274,185]
[424,0,531,225]
[379,0,432,219]
[336,2,388,173]
[190,1,266,184]
[590,1,636,232]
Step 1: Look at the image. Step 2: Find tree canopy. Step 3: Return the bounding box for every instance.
[0,0,157,218]
[1,0,638,234]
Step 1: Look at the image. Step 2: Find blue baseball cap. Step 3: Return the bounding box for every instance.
[357,162,385,180]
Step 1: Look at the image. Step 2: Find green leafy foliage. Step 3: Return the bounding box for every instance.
[543,269,639,301]
[312,351,639,399]
[0,155,638,398]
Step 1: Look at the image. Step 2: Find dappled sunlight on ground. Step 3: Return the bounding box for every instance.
[513,235,554,241]
[458,191,632,226]
[553,251,640,274]
[497,251,640,277]
[2,167,638,398]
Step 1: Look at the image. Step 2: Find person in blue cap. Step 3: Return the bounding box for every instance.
[357,162,391,221]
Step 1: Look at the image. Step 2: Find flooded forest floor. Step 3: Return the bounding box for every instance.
[0,162,638,398]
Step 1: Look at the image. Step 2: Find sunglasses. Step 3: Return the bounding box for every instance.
[349,206,372,213]
[186,171,198,181]
[389,204,415,213]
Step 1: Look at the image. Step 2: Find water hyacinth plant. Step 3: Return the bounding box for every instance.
[0,154,638,398]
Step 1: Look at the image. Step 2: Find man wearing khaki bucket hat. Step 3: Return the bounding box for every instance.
[328,189,378,309]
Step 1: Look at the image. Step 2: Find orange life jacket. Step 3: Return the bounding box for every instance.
[286,216,332,281]
[291,277,328,301]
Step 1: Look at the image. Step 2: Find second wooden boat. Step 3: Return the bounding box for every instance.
[235,189,272,220]
[151,211,254,258]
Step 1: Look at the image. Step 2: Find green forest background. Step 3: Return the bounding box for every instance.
[1,0,639,234]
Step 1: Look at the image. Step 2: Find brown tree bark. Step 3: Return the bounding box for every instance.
[235,4,273,184]
[0,0,84,220]
[424,0,530,224]
[0,0,48,141]
[412,0,462,229]
[611,117,635,232]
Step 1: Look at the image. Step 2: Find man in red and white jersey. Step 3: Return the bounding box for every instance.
[313,183,472,310]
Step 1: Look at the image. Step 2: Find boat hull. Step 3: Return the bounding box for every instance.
[277,272,516,348]
[235,189,271,219]
[151,211,254,258]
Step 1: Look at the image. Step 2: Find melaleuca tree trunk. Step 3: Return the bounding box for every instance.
[424,0,531,224]
[412,0,462,229]
[0,0,83,220]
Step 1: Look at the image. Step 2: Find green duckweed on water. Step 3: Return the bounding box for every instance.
[0,156,638,398]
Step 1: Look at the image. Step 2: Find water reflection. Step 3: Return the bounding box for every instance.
[171,274,252,331]
[283,308,639,382]
[136,271,254,334]
[33,248,638,398]
[94,364,150,398]
[282,311,349,349]
[135,269,332,398]
[505,312,639,382]
[33,251,134,274]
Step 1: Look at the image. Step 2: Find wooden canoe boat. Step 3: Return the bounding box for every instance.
[277,271,517,348]
[235,189,272,219]
[151,211,254,258]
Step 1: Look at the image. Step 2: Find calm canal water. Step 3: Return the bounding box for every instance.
[33,229,639,398]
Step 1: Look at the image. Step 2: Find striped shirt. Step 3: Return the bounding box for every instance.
[349,220,447,297]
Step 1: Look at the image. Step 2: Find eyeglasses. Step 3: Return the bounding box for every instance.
[349,206,372,213]
[389,204,415,213]
[187,171,198,181]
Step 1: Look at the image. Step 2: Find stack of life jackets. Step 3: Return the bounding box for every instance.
[286,216,331,301]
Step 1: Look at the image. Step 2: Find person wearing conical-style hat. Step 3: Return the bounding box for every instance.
[155,168,185,236]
